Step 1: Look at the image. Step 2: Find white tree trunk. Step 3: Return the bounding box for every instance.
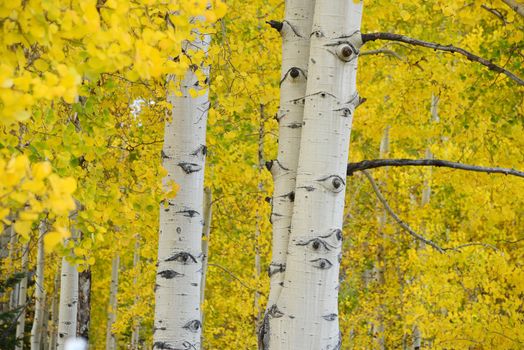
[31,221,47,350]
[57,256,79,349]
[49,270,60,350]
[15,243,29,350]
[265,0,315,312]
[153,29,210,349]
[106,255,119,350]
[57,256,78,348]
[200,187,212,346]
[267,1,364,349]
[131,237,141,350]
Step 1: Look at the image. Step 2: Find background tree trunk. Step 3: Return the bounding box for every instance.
[57,255,79,349]
[77,269,91,340]
[15,243,29,350]
[200,187,212,347]
[31,221,47,350]
[106,254,119,350]
[268,1,364,348]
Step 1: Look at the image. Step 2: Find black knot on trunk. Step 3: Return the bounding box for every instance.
[266,20,283,32]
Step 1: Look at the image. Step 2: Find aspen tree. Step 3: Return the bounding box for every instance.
[57,255,79,349]
[200,188,212,338]
[30,221,46,350]
[131,237,141,350]
[264,0,315,310]
[106,255,119,350]
[15,243,29,350]
[267,1,364,348]
[153,23,211,350]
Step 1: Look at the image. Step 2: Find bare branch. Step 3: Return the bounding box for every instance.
[361,32,524,85]
[347,159,524,179]
[360,48,403,60]
[481,4,508,24]
[362,170,445,253]
[501,0,524,18]
[362,171,501,254]
[208,263,265,295]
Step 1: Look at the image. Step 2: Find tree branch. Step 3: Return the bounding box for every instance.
[347,158,524,179]
[501,0,524,18]
[360,48,404,60]
[361,32,524,85]
[362,170,445,253]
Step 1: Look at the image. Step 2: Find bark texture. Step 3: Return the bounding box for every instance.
[77,269,91,340]
[265,0,315,312]
[15,243,29,350]
[31,222,46,350]
[106,255,119,350]
[267,1,364,349]
[153,28,210,350]
[57,255,79,349]
[200,187,212,346]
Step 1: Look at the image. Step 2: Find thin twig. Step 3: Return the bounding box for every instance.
[360,48,403,60]
[362,170,445,253]
[208,263,265,295]
[347,159,524,179]
[361,32,524,85]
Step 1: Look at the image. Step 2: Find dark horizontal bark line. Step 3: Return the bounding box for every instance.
[347,158,524,179]
[361,32,524,86]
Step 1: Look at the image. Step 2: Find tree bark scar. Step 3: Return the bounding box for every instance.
[158,270,184,279]
[176,209,200,218]
[165,252,198,264]
[178,162,202,174]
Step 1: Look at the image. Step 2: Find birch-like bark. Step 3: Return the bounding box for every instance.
[31,221,47,350]
[501,0,524,17]
[106,255,119,350]
[153,27,210,350]
[57,254,79,349]
[265,0,315,312]
[200,187,212,346]
[49,270,60,350]
[9,227,19,311]
[268,2,364,348]
[131,237,141,350]
[15,243,29,350]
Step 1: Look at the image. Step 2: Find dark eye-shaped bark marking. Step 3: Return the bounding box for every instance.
[280,67,307,86]
[317,175,345,193]
[333,107,353,118]
[165,252,197,265]
[183,320,202,333]
[190,144,207,157]
[267,304,284,318]
[319,228,343,243]
[297,185,315,192]
[178,162,202,174]
[268,263,286,277]
[322,313,338,321]
[310,258,333,270]
[153,341,176,349]
[296,237,336,252]
[176,209,200,218]
[335,43,358,62]
[158,270,184,279]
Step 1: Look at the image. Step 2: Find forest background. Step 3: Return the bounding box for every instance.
[0,0,523,349]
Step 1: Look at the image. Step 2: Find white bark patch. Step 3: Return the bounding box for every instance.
[57,256,79,349]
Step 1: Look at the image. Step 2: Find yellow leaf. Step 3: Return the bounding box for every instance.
[32,162,52,180]
[14,220,33,238]
[44,231,62,252]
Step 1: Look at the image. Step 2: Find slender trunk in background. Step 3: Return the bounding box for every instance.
[49,270,60,350]
[412,94,439,350]
[200,187,212,346]
[31,221,47,350]
[9,227,19,311]
[77,269,91,340]
[264,0,315,315]
[106,255,119,350]
[254,106,265,332]
[42,307,49,350]
[15,243,29,350]
[153,23,210,350]
[0,221,12,313]
[131,237,141,350]
[374,127,389,350]
[268,1,364,348]
[57,255,79,349]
